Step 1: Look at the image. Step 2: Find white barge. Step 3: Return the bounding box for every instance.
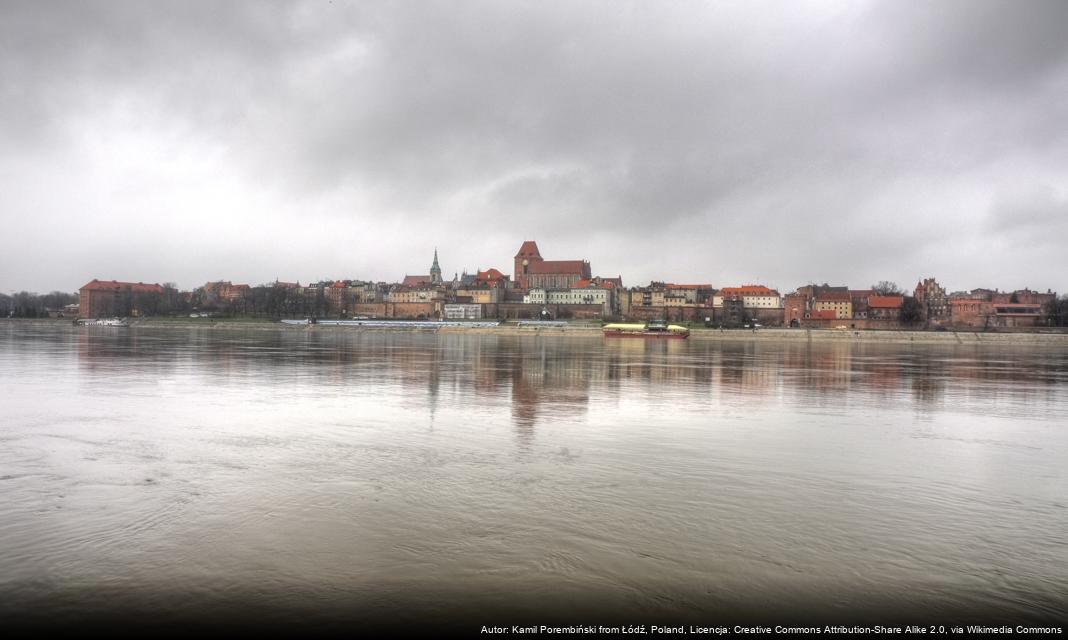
[76,318,130,327]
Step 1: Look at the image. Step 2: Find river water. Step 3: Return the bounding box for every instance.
[1,324,1066,631]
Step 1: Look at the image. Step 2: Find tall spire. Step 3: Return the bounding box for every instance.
[430,247,442,284]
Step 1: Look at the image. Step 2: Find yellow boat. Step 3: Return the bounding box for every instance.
[602,321,690,339]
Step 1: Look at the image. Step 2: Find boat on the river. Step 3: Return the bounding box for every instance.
[76,318,129,327]
[602,320,689,339]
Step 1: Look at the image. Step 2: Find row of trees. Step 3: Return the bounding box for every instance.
[109,285,185,318]
[0,291,78,317]
[73,284,334,319]
[196,285,335,318]
[3,284,351,320]
[1045,295,1068,327]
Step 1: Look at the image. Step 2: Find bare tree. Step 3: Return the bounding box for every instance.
[872,281,905,296]
[1045,295,1068,327]
[900,297,923,325]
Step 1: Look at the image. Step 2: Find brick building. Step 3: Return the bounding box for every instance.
[79,279,165,318]
[950,299,1046,329]
[850,289,874,319]
[513,240,591,290]
[475,268,510,287]
[783,293,808,326]
[990,289,1056,306]
[401,249,445,289]
[914,278,949,323]
[867,295,904,320]
[401,275,433,287]
[327,281,349,313]
[202,281,250,304]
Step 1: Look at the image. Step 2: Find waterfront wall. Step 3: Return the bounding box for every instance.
[353,302,438,318]
[6,318,1068,346]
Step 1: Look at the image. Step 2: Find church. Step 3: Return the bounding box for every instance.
[401,248,444,287]
[513,240,591,290]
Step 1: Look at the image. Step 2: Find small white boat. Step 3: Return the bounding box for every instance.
[78,318,130,327]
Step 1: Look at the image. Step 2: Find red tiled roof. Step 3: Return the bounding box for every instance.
[402,275,432,287]
[572,279,613,290]
[868,295,904,309]
[815,292,851,302]
[80,279,164,293]
[527,260,588,275]
[720,285,779,297]
[330,280,347,289]
[476,268,507,282]
[514,240,542,259]
[849,289,874,298]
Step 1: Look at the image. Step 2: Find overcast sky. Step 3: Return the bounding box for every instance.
[2,0,1066,294]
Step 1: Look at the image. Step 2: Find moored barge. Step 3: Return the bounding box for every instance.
[602,321,689,339]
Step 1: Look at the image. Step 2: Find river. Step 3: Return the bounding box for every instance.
[1,323,1065,632]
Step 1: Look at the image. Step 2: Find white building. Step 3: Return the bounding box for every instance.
[713,286,782,309]
[444,304,482,319]
[523,289,547,305]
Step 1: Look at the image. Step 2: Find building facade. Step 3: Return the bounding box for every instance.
[867,295,904,320]
[444,304,482,319]
[914,278,949,323]
[455,285,500,304]
[513,240,591,290]
[389,287,444,303]
[79,279,165,318]
[950,299,1045,328]
[813,292,852,319]
[715,285,782,310]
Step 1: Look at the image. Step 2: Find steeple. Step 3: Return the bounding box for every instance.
[430,247,442,284]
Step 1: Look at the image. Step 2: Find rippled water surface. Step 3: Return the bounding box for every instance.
[1,324,1066,628]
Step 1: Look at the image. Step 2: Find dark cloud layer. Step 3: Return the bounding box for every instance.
[2,0,1066,293]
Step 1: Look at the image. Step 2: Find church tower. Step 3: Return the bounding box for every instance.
[430,248,443,285]
[514,240,543,289]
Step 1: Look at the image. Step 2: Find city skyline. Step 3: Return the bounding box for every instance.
[2,241,1064,298]
[3,1,1067,293]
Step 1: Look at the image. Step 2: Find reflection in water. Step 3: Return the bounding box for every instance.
[2,324,1067,629]
[69,327,1068,435]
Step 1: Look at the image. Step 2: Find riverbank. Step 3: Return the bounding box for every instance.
[6,317,1068,346]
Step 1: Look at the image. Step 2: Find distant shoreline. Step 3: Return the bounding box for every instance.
[6,317,1068,346]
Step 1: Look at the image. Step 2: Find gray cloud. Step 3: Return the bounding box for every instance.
[1,0,1066,294]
